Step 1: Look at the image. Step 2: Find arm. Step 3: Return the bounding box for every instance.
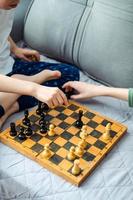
[63,81,130,105]
[0,74,68,107]
[8,36,40,61]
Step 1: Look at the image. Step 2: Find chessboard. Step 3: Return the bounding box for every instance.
[0,101,127,186]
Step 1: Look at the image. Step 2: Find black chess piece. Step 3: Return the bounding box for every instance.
[40,122,47,134]
[39,112,45,125]
[75,110,83,128]
[22,110,30,126]
[10,122,17,137]
[18,126,26,140]
[25,126,33,137]
[36,101,42,115]
[42,103,49,112]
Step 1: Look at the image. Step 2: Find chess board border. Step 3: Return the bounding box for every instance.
[0,100,127,186]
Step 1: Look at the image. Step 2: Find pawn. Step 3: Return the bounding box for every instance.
[10,122,17,137]
[25,126,33,137]
[75,142,84,156]
[67,146,76,161]
[102,123,111,141]
[18,126,26,140]
[22,110,30,126]
[41,144,51,159]
[75,110,83,128]
[48,124,55,137]
[80,125,87,139]
[80,134,87,149]
[40,123,47,134]
[72,159,81,176]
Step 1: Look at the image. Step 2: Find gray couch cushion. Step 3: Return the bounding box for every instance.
[23,0,133,87]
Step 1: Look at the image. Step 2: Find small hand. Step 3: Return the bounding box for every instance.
[13,47,40,62]
[34,85,68,108]
[63,81,102,100]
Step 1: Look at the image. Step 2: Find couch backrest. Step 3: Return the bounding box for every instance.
[18,0,133,87]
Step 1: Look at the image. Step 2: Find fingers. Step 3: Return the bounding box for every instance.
[70,94,84,100]
[63,81,78,92]
[58,90,68,106]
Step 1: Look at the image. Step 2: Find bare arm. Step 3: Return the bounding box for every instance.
[63,81,128,101]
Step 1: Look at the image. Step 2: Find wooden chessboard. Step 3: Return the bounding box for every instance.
[0,101,127,186]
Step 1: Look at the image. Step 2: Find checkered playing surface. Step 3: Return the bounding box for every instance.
[0,101,127,186]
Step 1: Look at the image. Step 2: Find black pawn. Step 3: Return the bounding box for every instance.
[25,126,33,137]
[36,101,42,115]
[39,112,45,125]
[40,123,47,134]
[18,126,26,140]
[75,110,83,128]
[22,110,30,126]
[10,122,17,137]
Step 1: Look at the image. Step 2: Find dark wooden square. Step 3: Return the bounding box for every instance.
[59,122,70,129]
[94,140,106,150]
[31,143,44,153]
[64,141,75,150]
[82,152,95,161]
[55,106,65,112]
[29,115,39,123]
[90,130,102,138]
[30,133,42,142]
[49,154,63,165]
[57,113,68,120]
[84,112,95,119]
[87,120,98,129]
[50,142,60,152]
[67,104,79,111]
[61,131,73,140]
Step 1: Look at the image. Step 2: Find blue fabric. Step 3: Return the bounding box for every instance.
[7,60,80,111]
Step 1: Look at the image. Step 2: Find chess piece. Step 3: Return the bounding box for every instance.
[80,134,87,149]
[75,110,83,128]
[25,126,33,136]
[18,126,26,140]
[36,101,42,115]
[75,142,84,156]
[42,144,51,159]
[48,124,55,136]
[22,110,30,126]
[102,123,111,141]
[67,146,76,161]
[40,123,47,134]
[80,125,87,139]
[10,122,17,137]
[42,103,49,112]
[39,112,46,125]
[72,159,81,176]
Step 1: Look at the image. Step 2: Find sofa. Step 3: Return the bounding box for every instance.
[1,0,133,199]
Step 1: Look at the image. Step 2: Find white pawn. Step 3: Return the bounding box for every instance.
[72,159,81,176]
[102,123,111,141]
[75,142,84,156]
[42,144,51,159]
[80,133,87,148]
[80,125,87,139]
[48,124,55,136]
[67,146,76,161]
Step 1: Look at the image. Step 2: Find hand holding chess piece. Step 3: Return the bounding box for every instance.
[72,159,81,176]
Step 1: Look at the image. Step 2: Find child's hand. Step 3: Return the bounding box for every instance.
[13,47,40,62]
[63,81,103,101]
[34,84,68,108]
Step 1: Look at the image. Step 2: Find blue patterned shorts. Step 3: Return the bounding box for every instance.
[7,60,80,111]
